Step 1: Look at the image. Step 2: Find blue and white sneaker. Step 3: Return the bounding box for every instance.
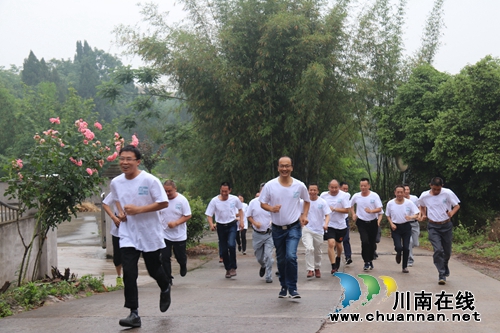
[289,290,301,299]
[278,287,287,298]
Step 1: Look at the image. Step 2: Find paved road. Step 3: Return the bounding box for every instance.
[1,222,498,332]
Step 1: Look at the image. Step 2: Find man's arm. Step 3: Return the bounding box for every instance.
[419,206,427,221]
[261,202,281,213]
[167,215,192,229]
[247,215,261,229]
[238,208,244,229]
[103,203,121,228]
[448,204,460,218]
[124,201,169,215]
[300,201,310,226]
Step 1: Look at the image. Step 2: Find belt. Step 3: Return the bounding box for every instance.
[254,228,271,235]
[408,220,418,223]
[272,220,299,230]
[428,219,450,224]
[358,218,377,223]
[216,220,237,226]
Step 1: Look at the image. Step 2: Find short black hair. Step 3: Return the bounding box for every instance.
[339,181,348,187]
[394,184,405,192]
[430,177,444,186]
[120,145,141,160]
[221,181,232,190]
[360,177,370,183]
[308,182,319,189]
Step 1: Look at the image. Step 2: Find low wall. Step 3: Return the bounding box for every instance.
[0,216,57,284]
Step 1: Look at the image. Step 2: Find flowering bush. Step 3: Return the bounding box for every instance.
[3,118,138,284]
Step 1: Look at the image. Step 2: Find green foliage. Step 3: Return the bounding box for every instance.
[12,282,47,310]
[453,223,471,245]
[0,300,12,318]
[79,274,106,293]
[377,57,500,226]
[183,192,209,246]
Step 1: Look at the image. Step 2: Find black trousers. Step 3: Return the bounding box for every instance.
[236,229,247,252]
[161,239,187,280]
[121,247,170,309]
[356,219,378,263]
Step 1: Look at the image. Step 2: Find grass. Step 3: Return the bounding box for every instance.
[0,274,122,318]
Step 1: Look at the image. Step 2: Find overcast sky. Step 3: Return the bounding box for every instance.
[1,0,499,74]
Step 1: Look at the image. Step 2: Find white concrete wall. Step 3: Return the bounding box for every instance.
[0,216,57,284]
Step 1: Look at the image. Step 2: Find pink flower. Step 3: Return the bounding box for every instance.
[114,132,120,139]
[94,122,102,130]
[49,117,60,124]
[18,172,23,180]
[98,159,104,168]
[95,140,101,145]
[76,160,83,167]
[40,139,45,144]
[107,151,119,162]
[33,134,40,140]
[15,159,23,169]
[131,135,139,147]
[105,146,110,151]
[83,140,88,145]
[86,168,93,176]
[114,141,122,152]
[92,168,98,174]
[83,129,95,141]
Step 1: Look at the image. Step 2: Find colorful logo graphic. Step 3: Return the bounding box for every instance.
[334,273,398,312]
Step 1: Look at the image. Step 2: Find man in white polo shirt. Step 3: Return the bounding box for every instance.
[160,180,192,283]
[206,182,244,279]
[419,177,460,285]
[350,178,383,271]
[260,156,310,299]
[247,183,274,283]
[321,179,351,274]
[302,183,330,278]
[385,185,420,273]
[106,145,171,328]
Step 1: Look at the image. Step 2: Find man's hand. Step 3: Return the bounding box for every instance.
[270,205,281,213]
[300,213,308,226]
[352,213,358,222]
[167,221,178,228]
[390,222,397,231]
[124,204,141,216]
[253,221,261,229]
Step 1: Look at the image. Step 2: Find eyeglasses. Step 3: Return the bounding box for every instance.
[119,157,138,162]
[278,164,292,169]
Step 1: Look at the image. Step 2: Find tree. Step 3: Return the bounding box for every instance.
[377,57,500,226]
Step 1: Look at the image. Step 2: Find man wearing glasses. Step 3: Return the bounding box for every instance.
[259,156,310,299]
[105,145,171,328]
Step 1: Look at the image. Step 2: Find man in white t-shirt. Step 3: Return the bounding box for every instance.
[260,156,310,299]
[247,183,274,283]
[303,183,330,278]
[320,179,351,274]
[160,180,192,284]
[350,178,383,271]
[386,185,420,273]
[102,193,124,287]
[419,177,460,285]
[236,194,249,255]
[205,182,244,279]
[404,184,421,267]
[106,145,171,328]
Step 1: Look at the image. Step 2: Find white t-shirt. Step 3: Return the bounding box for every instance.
[110,171,168,252]
[320,191,351,229]
[385,198,420,224]
[259,177,310,226]
[160,193,191,242]
[306,197,330,234]
[103,192,119,237]
[205,194,242,224]
[246,197,272,232]
[418,189,460,222]
[408,194,419,206]
[237,202,249,230]
[350,191,383,221]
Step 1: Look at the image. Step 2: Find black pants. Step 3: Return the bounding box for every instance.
[236,229,247,252]
[391,222,412,269]
[121,247,170,309]
[356,219,378,263]
[161,239,187,280]
[112,235,122,267]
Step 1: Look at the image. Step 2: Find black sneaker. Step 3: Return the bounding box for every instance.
[160,287,171,312]
[369,262,374,270]
[119,312,141,328]
[363,263,370,271]
[180,265,187,277]
[289,290,301,299]
[396,252,401,264]
[345,257,353,265]
[279,287,287,298]
[259,266,265,277]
